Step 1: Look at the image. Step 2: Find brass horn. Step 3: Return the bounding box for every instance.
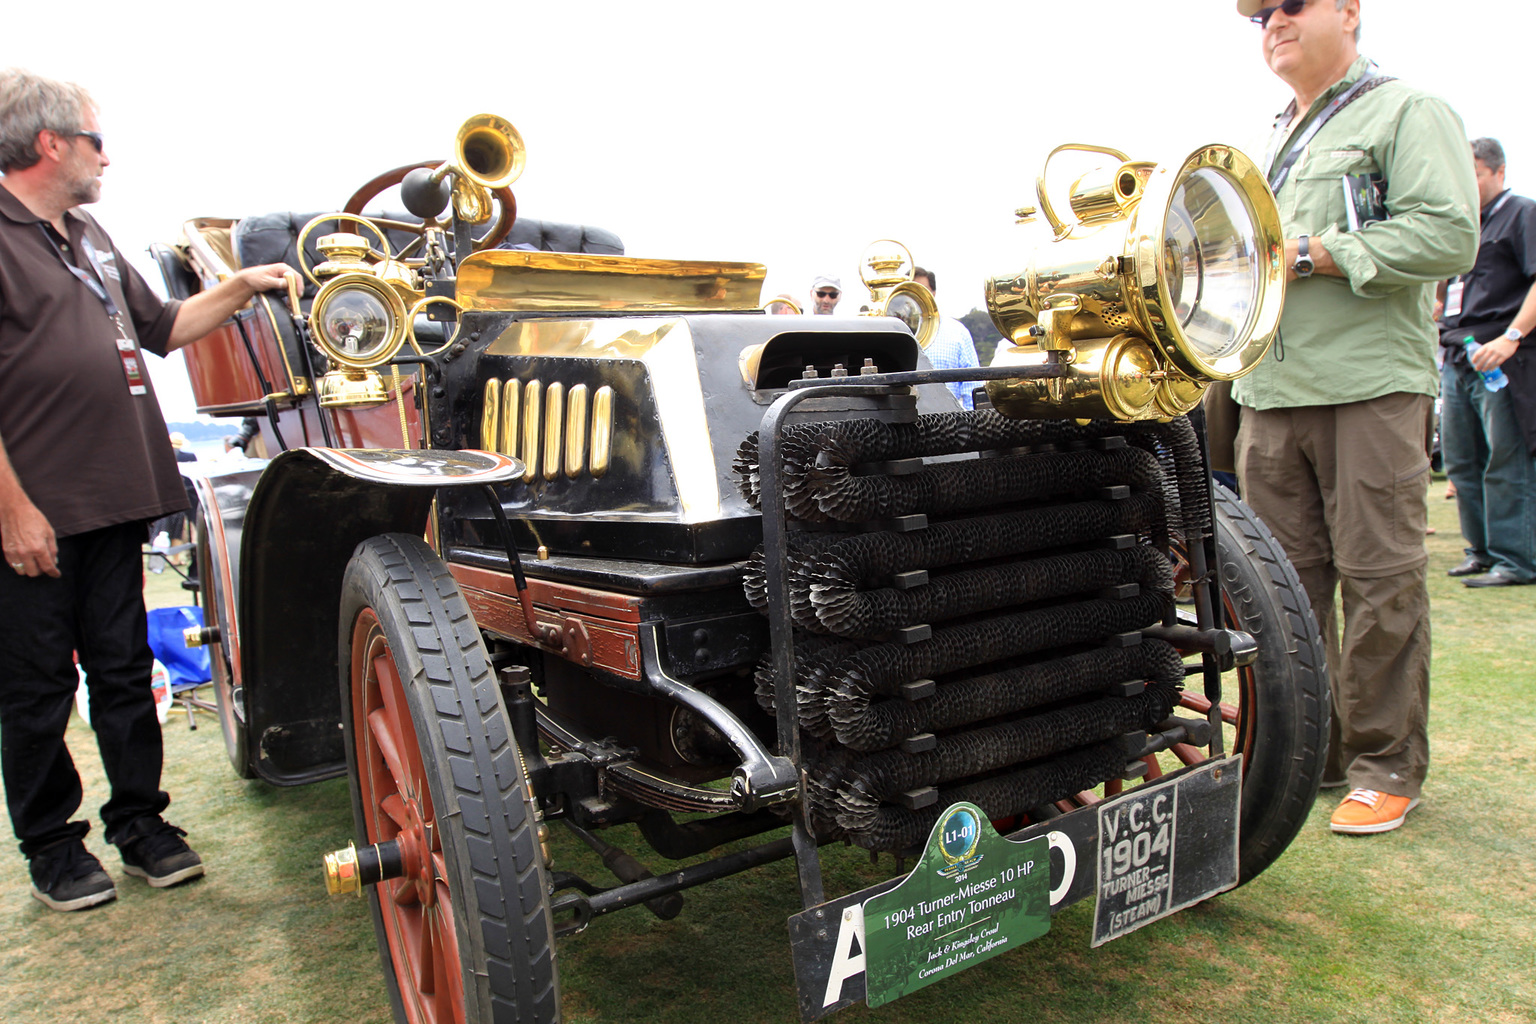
[453,113,526,190]
[402,114,528,222]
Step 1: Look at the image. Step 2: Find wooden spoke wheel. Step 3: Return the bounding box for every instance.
[340,534,559,1024]
[195,507,252,778]
[1066,484,1329,885]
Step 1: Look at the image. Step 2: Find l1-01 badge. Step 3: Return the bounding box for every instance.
[861,802,1050,1008]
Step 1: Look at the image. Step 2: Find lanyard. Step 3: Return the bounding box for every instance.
[1482,191,1513,233]
[35,221,148,395]
[1447,192,1518,294]
[36,222,121,319]
[1264,68,1394,194]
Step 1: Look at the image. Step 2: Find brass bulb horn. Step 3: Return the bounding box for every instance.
[400,113,528,221]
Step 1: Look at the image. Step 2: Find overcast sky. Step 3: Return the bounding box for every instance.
[3,0,1522,424]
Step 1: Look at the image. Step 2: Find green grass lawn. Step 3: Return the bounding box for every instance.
[2,486,1533,1024]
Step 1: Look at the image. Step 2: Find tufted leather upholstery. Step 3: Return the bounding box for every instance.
[232,212,624,297]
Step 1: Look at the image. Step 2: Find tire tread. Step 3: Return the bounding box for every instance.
[340,534,559,1023]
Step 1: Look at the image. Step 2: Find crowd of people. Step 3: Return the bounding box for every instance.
[0,0,1530,920]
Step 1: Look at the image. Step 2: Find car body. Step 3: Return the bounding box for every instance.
[157,116,1326,1024]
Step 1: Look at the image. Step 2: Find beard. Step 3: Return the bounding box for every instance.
[63,162,102,207]
[67,175,101,206]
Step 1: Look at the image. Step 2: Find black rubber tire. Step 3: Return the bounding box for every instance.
[1209,483,1330,883]
[196,507,254,779]
[339,533,559,1024]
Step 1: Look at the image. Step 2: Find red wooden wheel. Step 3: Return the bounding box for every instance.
[352,608,464,1024]
[1055,484,1328,885]
[339,534,559,1024]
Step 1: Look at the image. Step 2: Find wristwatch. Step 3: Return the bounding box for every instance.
[1505,326,1525,343]
[1293,234,1315,279]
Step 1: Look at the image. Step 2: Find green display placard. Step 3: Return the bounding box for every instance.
[861,802,1050,1008]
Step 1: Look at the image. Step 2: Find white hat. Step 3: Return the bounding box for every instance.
[811,274,841,293]
[169,432,187,449]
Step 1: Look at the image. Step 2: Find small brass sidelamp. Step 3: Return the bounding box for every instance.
[986,143,1285,420]
[857,239,939,349]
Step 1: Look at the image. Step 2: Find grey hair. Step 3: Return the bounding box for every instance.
[1336,0,1362,43]
[0,68,96,174]
[1471,138,1506,173]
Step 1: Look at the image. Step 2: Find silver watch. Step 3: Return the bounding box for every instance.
[1294,234,1314,278]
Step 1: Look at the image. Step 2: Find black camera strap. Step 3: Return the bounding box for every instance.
[1264,67,1396,194]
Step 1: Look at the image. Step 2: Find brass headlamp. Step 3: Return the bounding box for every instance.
[986,143,1285,420]
[305,232,414,407]
[857,240,939,349]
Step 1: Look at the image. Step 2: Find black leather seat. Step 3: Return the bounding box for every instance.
[232,212,624,298]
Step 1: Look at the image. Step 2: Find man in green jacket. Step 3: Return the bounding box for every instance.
[1232,0,1477,834]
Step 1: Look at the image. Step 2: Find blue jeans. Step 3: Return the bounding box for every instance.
[1440,360,1536,581]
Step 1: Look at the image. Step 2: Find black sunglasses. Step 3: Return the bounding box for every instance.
[816,290,839,298]
[59,129,104,153]
[1250,0,1309,27]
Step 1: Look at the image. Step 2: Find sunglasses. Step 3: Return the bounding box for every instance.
[56,129,104,152]
[1250,0,1309,27]
[816,290,839,299]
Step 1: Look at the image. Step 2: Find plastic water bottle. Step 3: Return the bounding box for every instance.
[1464,336,1510,392]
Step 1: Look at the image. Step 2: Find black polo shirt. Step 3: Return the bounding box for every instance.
[0,183,187,539]
[1440,189,1536,364]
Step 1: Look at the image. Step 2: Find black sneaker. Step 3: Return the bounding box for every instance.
[117,819,205,888]
[29,840,118,911]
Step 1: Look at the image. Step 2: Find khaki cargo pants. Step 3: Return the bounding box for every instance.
[1235,393,1432,799]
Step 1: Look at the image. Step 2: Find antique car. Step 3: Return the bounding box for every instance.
[155,116,1327,1024]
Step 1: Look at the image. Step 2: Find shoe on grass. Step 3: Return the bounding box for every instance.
[1463,571,1534,588]
[1447,556,1493,577]
[29,839,117,911]
[1330,788,1419,834]
[117,818,204,888]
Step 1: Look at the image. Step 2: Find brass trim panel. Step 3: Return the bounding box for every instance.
[181,218,238,281]
[499,379,521,456]
[486,319,718,518]
[482,378,501,451]
[542,382,565,482]
[590,385,613,478]
[457,250,767,313]
[521,379,543,482]
[565,384,589,479]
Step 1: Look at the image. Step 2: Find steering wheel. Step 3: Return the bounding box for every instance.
[342,161,517,259]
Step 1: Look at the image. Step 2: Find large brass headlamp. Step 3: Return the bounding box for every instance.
[858,240,939,349]
[985,143,1284,420]
[311,273,408,407]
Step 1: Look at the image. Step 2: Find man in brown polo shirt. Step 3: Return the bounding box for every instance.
[0,68,289,911]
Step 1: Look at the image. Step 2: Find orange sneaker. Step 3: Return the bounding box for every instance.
[1330,788,1420,834]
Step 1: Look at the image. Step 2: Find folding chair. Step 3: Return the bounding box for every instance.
[145,606,217,729]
